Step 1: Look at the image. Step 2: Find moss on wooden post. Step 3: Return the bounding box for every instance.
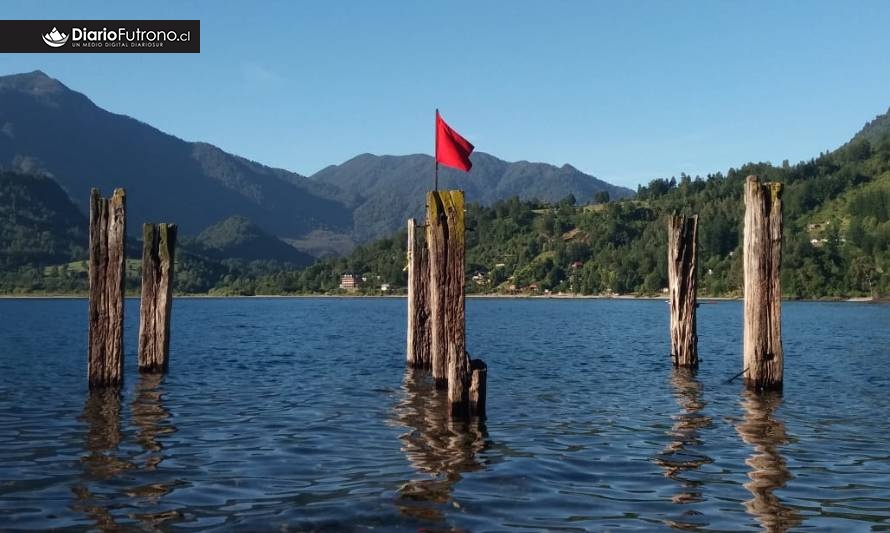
[426,192,449,387]
[138,223,177,373]
[424,190,486,417]
[441,191,472,416]
[87,188,126,389]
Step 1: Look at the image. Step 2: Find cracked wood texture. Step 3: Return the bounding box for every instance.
[88,188,126,389]
[138,223,177,373]
[426,194,448,386]
[441,191,471,416]
[668,214,698,368]
[743,175,784,391]
[425,190,484,417]
[406,218,431,368]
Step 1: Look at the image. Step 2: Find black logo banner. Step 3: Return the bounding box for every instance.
[0,20,200,53]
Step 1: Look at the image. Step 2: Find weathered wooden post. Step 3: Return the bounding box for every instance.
[743,175,784,391]
[425,190,486,417]
[406,218,431,369]
[442,191,471,416]
[667,213,699,368]
[469,359,487,417]
[87,188,126,389]
[426,194,449,387]
[138,223,177,373]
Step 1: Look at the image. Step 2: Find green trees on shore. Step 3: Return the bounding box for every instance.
[276,135,890,299]
[3,134,890,298]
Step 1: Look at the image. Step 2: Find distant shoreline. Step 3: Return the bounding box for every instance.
[0,293,884,303]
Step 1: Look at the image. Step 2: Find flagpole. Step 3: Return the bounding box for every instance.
[434,108,439,191]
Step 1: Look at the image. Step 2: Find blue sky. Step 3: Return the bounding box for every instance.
[2,1,889,188]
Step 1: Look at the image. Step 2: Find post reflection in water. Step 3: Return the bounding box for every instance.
[71,388,132,529]
[735,390,802,533]
[654,368,713,529]
[131,373,175,473]
[392,369,489,524]
[128,373,183,528]
[72,375,181,530]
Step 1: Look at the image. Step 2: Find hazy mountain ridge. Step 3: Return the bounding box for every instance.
[2,71,889,297]
[0,70,353,241]
[0,70,633,255]
[312,152,633,241]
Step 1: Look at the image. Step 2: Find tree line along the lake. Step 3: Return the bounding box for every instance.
[1,133,890,299]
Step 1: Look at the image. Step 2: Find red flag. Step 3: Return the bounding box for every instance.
[435,110,474,172]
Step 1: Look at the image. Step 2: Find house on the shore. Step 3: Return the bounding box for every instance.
[339,274,360,291]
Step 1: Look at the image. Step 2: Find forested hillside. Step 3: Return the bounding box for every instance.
[0,171,313,294]
[2,104,890,298]
[312,152,632,241]
[270,132,890,299]
[0,171,87,268]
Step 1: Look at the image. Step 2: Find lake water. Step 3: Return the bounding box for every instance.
[0,298,888,531]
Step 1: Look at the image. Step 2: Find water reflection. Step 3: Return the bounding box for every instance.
[654,368,713,529]
[735,390,801,532]
[71,388,132,529]
[131,373,175,472]
[129,374,184,528]
[392,369,488,524]
[72,376,181,530]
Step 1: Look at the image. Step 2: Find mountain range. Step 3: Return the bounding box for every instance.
[0,70,631,256]
[314,152,631,241]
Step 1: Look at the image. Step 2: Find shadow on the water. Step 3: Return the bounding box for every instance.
[735,390,801,532]
[654,368,713,529]
[392,368,489,525]
[71,388,132,530]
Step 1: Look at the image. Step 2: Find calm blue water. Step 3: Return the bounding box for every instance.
[0,298,888,531]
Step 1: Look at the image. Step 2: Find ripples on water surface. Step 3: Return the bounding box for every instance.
[0,298,888,531]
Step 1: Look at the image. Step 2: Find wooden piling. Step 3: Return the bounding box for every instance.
[423,190,487,418]
[469,359,487,418]
[743,175,784,391]
[442,191,471,416]
[426,193,449,386]
[407,219,431,368]
[667,213,698,368]
[87,188,126,389]
[138,223,177,373]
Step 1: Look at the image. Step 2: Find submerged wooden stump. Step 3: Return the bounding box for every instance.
[138,223,177,373]
[667,213,698,368]
[406,218,431,369]
[743,176,784,391]
[469,359,487,418]
[87,188,127,389]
